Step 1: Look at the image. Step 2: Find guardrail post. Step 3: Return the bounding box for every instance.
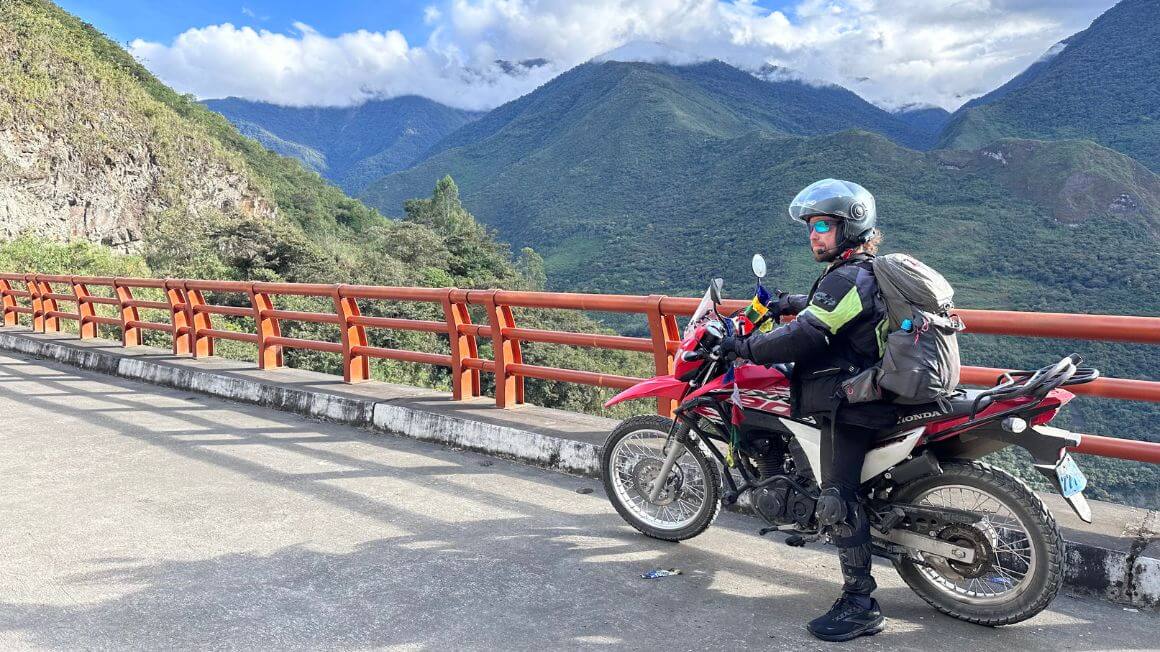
[483,291,523,407]
[646,295,680,416]
[250,285,282,369]
[334,285,369,383]
[115,279,139,346]
[165,279,190,355]
[442,289,480,400]
[39,279,60,333]
[0,278,15,327]
[26,275,43,332]
[72,278,96,339]
[183,283,213,357]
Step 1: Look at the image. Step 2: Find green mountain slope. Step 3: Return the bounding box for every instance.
[203,96,480,194]
[939,0,1160,170]
[232,119,328,176]
[415,60,932,167]
[893,106,951,145]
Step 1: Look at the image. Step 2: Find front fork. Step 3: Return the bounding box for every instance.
[647,431,686,503]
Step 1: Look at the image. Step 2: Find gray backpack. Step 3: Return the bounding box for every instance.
[843,253,964,405]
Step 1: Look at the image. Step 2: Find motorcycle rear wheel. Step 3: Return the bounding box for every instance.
[890,460,1064,626]
[601,415,722,541]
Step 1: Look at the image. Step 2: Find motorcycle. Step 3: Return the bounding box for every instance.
[600,254,1098,625]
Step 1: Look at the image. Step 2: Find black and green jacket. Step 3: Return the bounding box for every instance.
[735,254,896,427]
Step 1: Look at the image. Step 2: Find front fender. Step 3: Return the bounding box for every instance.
[603,376,688,408]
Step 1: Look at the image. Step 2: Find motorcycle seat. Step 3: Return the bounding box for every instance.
[877,389,989,438]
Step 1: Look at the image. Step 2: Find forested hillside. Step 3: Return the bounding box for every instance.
[939,0,1160,171]
[203,97,480,195]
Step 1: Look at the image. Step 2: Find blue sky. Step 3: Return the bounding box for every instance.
[59,1,1116,112]
[57,0,437,45]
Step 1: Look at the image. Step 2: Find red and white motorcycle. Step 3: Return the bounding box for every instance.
[600,256,1098,625]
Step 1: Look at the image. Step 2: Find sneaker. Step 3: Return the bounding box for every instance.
[806,595,886,642]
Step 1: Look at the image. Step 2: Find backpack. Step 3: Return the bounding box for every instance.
[842,253,965,406]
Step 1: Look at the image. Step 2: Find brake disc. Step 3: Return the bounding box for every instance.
[630,458,685,506]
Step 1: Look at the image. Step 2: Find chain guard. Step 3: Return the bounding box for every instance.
[892,502,981,535]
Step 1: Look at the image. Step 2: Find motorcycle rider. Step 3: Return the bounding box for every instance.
[718,178,895,642]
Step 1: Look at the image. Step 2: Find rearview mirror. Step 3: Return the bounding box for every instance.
[751,254,767,279]
[709,278,724,305]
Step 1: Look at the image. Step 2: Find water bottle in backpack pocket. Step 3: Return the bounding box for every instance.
[876,308,964,404]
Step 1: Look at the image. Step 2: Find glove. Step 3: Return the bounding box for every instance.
[716,336,741,362]
[815,486,848,527]
[771,291,806,316]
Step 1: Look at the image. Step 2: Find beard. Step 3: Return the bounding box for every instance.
[813,246,838,262]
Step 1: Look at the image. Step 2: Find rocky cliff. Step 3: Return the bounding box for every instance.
[0,0,279,252]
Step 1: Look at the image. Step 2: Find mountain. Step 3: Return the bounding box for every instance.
[939,0,1160,171]
[2,0,339,265]
[363,59,946,228]
[203,96,480,194]
[893,105,951,144]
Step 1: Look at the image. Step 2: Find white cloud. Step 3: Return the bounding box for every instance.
[130,22,562,109]
[129,0,1116,111]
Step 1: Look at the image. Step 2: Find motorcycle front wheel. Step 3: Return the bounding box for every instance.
[600,415,721,541]
[890,460,1064,626]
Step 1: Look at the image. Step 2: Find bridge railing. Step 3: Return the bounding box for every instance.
[1,272,1158,464]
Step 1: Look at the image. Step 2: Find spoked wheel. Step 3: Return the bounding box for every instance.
[600,415,721,541]
[891,461,1064,625]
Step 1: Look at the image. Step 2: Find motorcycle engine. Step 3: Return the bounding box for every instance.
[754,482,816,528]
[748,439,816,527]
[746,433,817,528]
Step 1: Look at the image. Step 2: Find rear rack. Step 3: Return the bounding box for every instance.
[969,354,1099,418]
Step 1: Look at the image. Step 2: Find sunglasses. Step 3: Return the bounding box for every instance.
[808,218,839,234]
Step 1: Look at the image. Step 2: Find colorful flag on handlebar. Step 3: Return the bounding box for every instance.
[743,284,774,334]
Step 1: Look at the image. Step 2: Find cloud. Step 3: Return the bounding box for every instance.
[130,22,562,109]
[129,0,1116,111]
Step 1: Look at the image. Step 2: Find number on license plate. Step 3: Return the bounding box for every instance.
[1055,453,1088,498]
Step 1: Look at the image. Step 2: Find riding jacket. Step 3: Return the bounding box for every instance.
[734,253,896,428]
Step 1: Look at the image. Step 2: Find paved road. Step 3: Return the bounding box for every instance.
[0,351,1155,651]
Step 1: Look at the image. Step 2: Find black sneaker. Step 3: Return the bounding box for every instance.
[806,595,885,642]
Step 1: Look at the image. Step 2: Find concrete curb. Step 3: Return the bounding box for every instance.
[1,330,1156,610]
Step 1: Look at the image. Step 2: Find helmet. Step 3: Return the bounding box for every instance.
[788,178,877,249]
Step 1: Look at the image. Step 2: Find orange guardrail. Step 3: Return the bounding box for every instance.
[1,273,1158,464]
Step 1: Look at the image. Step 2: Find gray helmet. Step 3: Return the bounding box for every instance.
[788,178,877,247]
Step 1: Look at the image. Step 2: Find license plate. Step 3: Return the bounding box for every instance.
[1055,453,1087,498]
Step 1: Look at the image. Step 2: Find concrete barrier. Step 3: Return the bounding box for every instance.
[1,327,1156,610]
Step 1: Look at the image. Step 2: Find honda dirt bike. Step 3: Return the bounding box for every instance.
[600,255,1098,626]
